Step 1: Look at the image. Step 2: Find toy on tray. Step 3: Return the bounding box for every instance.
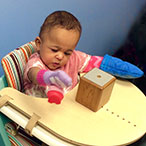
[37,70,72,104]
[76,68,116,112]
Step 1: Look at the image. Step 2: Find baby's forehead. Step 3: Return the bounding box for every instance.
[41,26,80,40]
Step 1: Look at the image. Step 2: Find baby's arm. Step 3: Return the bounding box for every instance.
[28,67,72,104]
[28,67,40,84]
[83,55,143,79]
[83,56,103,72]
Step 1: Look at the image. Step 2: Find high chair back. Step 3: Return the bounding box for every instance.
[1,41,37,91]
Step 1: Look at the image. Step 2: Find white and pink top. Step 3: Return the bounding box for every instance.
[23,50,103,97]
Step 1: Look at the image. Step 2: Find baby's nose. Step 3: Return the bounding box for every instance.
[56,52,64,60]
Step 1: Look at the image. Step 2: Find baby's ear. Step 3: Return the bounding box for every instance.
[35,37,41,51]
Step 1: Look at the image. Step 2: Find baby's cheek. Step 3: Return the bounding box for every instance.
[63,57,69,65]
[42,57,51,66]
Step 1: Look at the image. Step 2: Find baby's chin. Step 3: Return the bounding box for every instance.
[48,65,62,71]
[48,63,67,70]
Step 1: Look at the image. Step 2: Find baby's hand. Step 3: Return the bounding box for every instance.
[100,54,144,79]
[37,70,72,89]
[44,70,72,88]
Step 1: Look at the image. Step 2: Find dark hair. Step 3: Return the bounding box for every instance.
[39,11,82,39]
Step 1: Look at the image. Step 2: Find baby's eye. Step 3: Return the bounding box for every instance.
[51,48,58,52]
[64,52,72,56]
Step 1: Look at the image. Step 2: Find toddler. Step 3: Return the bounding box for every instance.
[23,11,143,104]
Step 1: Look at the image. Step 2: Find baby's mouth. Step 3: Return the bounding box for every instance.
[52,62,60,68]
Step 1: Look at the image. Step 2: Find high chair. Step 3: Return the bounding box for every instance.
[1,41,37,91]
[0,41,146,146]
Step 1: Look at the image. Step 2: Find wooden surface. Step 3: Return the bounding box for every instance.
[0,79,146,146]
[76,70,116,112]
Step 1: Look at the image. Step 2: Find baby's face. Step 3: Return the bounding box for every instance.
[36,27,80,70]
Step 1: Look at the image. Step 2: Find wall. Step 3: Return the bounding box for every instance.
[0,0,146,76]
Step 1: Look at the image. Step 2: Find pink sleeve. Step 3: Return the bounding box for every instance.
[72,51,103,73]
[83,56,103,72]
[23,53,47,83]
[73,51,91,73]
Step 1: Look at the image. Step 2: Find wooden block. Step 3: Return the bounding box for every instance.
[76,68,116,112]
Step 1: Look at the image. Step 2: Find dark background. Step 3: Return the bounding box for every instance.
[114,5,146,96]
